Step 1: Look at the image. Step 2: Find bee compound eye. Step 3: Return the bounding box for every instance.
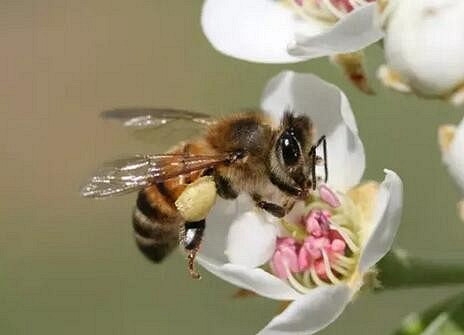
[280,131,300,166]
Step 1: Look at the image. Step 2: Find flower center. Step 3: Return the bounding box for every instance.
[289,0,376,23]
[268,185,361,293]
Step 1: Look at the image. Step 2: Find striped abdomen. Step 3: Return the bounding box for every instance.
[132,141,211,263]
[132,182,182,262]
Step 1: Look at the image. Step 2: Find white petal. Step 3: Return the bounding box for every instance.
[261,71,365,191]
[288,4,383,59]
[443,118,464,193]
[201,0,323,63]
[258,284,351,335]
[199,195,253,263]
[225,211,279,268]
[359,170,403,273]
[197,255,301,301]
[198,196,300,301]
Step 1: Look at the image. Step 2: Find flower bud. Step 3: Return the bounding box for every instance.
[380,0,464,104]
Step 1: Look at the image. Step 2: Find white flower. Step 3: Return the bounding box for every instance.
[201,0,383,64]
[438,118,464,221]
[197,71,403,335]
[378,0,464,105]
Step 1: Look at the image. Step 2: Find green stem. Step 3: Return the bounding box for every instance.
[377,249,464,289]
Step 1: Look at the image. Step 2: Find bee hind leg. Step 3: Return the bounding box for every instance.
[182,219,206,280]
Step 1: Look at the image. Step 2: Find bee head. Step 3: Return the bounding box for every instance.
[269,111,316,198]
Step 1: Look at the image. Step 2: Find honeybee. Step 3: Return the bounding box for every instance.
[81,108,327,279]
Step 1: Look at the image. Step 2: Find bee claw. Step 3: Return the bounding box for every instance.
[187,249,202,280]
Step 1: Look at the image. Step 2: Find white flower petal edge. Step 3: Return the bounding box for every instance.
[289,3,383,59]
[201,0,315,63]
[359,169,403,273]
[258,284,351,335]
[198,255,302,301]
[261,71,365,191]
[441,118,464,193]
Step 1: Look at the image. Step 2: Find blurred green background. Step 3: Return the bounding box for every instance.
[1,1,463,334]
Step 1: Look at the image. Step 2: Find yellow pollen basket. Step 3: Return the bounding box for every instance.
[175,176,217,222]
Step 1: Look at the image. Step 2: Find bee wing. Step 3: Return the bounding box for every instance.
[100,108,215,129]
[81,153,230,198]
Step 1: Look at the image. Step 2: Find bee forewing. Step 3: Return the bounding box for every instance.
[122,116,175,129]
[81,155,154,198]
[81,153,230,198]
[101,108,214,129]
[80,177,147,198]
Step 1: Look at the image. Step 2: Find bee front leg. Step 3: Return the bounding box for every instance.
[252,194,286,218]
[214,173,238,200]
[182,220,206,280]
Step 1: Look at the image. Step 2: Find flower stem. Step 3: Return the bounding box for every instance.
[377,249,464,289]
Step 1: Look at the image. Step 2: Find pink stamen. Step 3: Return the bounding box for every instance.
[292,232,347,283]
[305,210,323,237]
[304,209,332,237]
[329,229,344,242]
[331,239,346,253]
[271,238,300,279]
[318,184,341,208]
[314,259,328,280]
[270,185,355,285]
[278,237,298,247]
[320,210,332,223]
[330,0,354,12]
[304,236,324,259]
[294,0,377,19]
[298,245,311,271]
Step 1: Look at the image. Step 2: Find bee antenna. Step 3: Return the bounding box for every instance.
[308,135,328,188]
[319,135,328,183]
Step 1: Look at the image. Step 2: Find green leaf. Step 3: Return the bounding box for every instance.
[394,292,464,335]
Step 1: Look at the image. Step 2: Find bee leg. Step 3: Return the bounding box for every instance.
[214,173,238,199]
[187,249,201,280]
[182,219,206,280]
[252,194,286,218]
